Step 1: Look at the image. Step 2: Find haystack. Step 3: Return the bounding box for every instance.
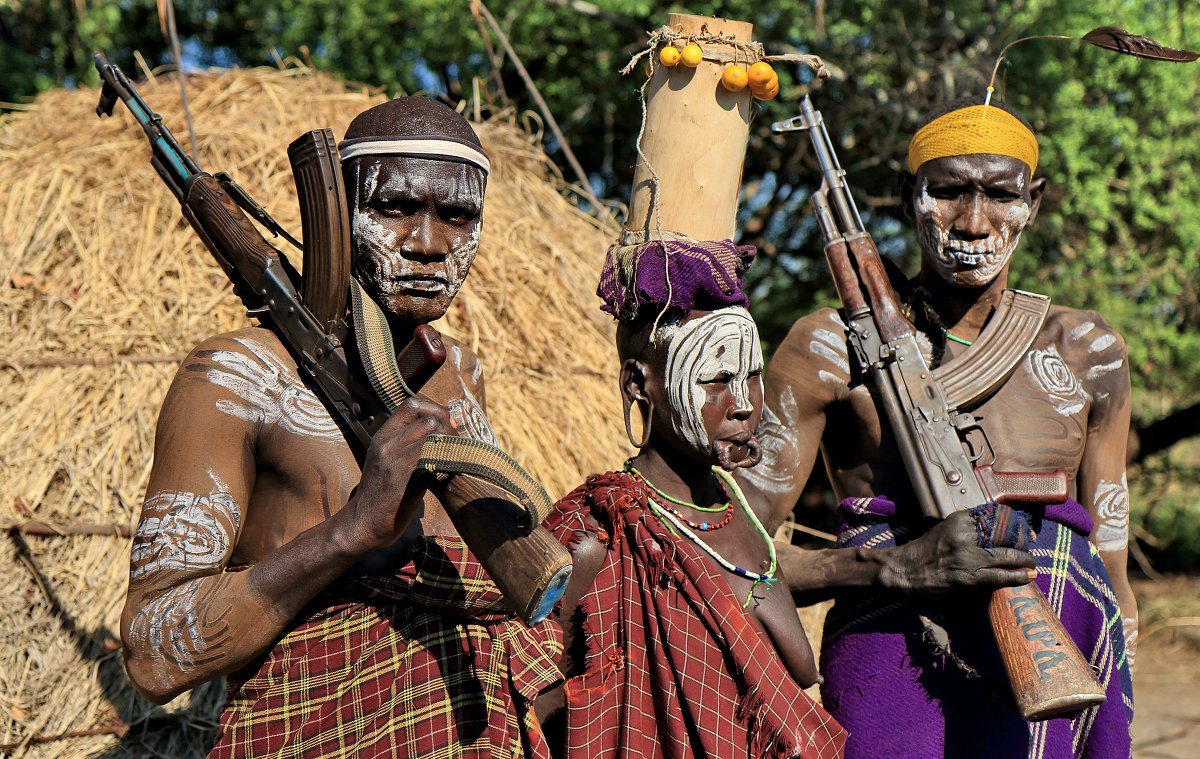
[0,63,625,757]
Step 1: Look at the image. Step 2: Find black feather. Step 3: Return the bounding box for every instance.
[1081,26,1199,63]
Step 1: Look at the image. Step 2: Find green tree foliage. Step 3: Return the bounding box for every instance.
[4,0,1198,566]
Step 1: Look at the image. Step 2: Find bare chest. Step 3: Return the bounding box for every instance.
[231,356,489,562]
[823,338,1091,498]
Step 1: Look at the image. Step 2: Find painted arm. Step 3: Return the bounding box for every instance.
[121,339,452,703]
[1075,319,1138,667]
[743,310,840,529]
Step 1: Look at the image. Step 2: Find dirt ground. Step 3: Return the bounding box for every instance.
[1129,575,1200,758]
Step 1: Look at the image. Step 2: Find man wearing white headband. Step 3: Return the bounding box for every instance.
[123,97,563,759]
[746,97,1135,758]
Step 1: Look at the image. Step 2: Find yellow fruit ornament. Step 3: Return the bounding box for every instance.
[752,71,780,100]
[747,61,775,89]
[721,65,748,91]
[659,45,681,67]
[680,43,704,67]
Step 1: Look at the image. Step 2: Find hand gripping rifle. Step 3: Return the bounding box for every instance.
[95,52,571,626]
[771,96,1106,720]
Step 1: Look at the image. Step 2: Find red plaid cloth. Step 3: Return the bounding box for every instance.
[545,472,846,759]
[208,536,563,759]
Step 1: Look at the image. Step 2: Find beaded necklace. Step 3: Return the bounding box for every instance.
[624,461,733,531]
[626,461,777,607]
[942,328,973,346]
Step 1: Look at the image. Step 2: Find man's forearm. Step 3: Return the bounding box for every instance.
[124,511,367,704]
[775,541,884,606]
[775,511,1037,606]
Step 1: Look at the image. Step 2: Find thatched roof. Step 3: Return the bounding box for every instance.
[0,64,625,757]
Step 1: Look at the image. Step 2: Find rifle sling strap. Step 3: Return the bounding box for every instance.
[931,289,1050,410]
[348,279,554,524]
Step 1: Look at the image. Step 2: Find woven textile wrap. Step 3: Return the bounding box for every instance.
[543,471,846,759]
[207,536,563,759]
[820,497,1133,759]
[596,238,756,321]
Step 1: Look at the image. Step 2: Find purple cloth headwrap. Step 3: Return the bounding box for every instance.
[596,238,756,321]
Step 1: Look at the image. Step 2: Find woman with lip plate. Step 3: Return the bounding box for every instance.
[537,241,846,759]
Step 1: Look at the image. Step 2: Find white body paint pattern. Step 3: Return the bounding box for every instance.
[811,326,849,387]
[914,177,1031,287]
[811,312,849,384]
[1025,344,1090,416]
[658,307,763,454]
[446,344,496,444]
[742,387,801,496]
[130,490,240,582]
[1092,474,1130,552]
[1069,321,1096,341]
[1089,334,1116,353]
[1122,616,1138,669]
[351,160,483,302]
[127,582,206,683]
[207,336,343,440]
[1085,359,1124,382]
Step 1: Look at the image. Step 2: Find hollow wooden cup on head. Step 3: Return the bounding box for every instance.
[625,13,754,243]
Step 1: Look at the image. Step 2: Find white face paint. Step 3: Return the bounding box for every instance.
[657,307,763,455]
[1088,334,1116,353]
[914,176,1031,288]
[205,336,343,440]
[1093,474,1130,552]
[351,158,484,309]
[1025,344,1090,416]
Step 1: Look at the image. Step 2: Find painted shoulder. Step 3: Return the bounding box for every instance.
[176,327,344,441]
[768,307,852,393]
[1040,306,1129,388]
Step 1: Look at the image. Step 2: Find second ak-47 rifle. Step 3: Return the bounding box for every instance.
[94,52,571,626]
[771,96,1106,720]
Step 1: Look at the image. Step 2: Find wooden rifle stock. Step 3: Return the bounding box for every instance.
[773,96,1105,720]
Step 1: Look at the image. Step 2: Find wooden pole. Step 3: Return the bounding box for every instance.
[625,14,755,243]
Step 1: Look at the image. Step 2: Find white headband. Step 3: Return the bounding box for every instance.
[337,137,490,174]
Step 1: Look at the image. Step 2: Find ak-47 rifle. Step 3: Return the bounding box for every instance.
[771,96,1106,720]
[94,52,571,626]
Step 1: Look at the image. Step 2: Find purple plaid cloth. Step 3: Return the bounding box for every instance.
[822,496,1133,759]
[596,238,755,320]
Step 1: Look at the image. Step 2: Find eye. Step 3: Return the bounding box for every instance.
[374,197,424,217]
[437,205,479,225]
[699,372,734,385]
[926,185,966,201]
[986,188,1022,202]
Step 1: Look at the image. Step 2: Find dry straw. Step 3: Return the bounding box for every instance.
[0,63,626,757]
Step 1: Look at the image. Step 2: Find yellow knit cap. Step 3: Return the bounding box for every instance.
[907,105,1038,176]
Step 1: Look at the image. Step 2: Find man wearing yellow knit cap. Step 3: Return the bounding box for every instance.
[745,97,1136,758]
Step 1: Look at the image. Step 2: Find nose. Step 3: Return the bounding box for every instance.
[952,193,992,240]
[729,387,754,421]
[402,214,450,260]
